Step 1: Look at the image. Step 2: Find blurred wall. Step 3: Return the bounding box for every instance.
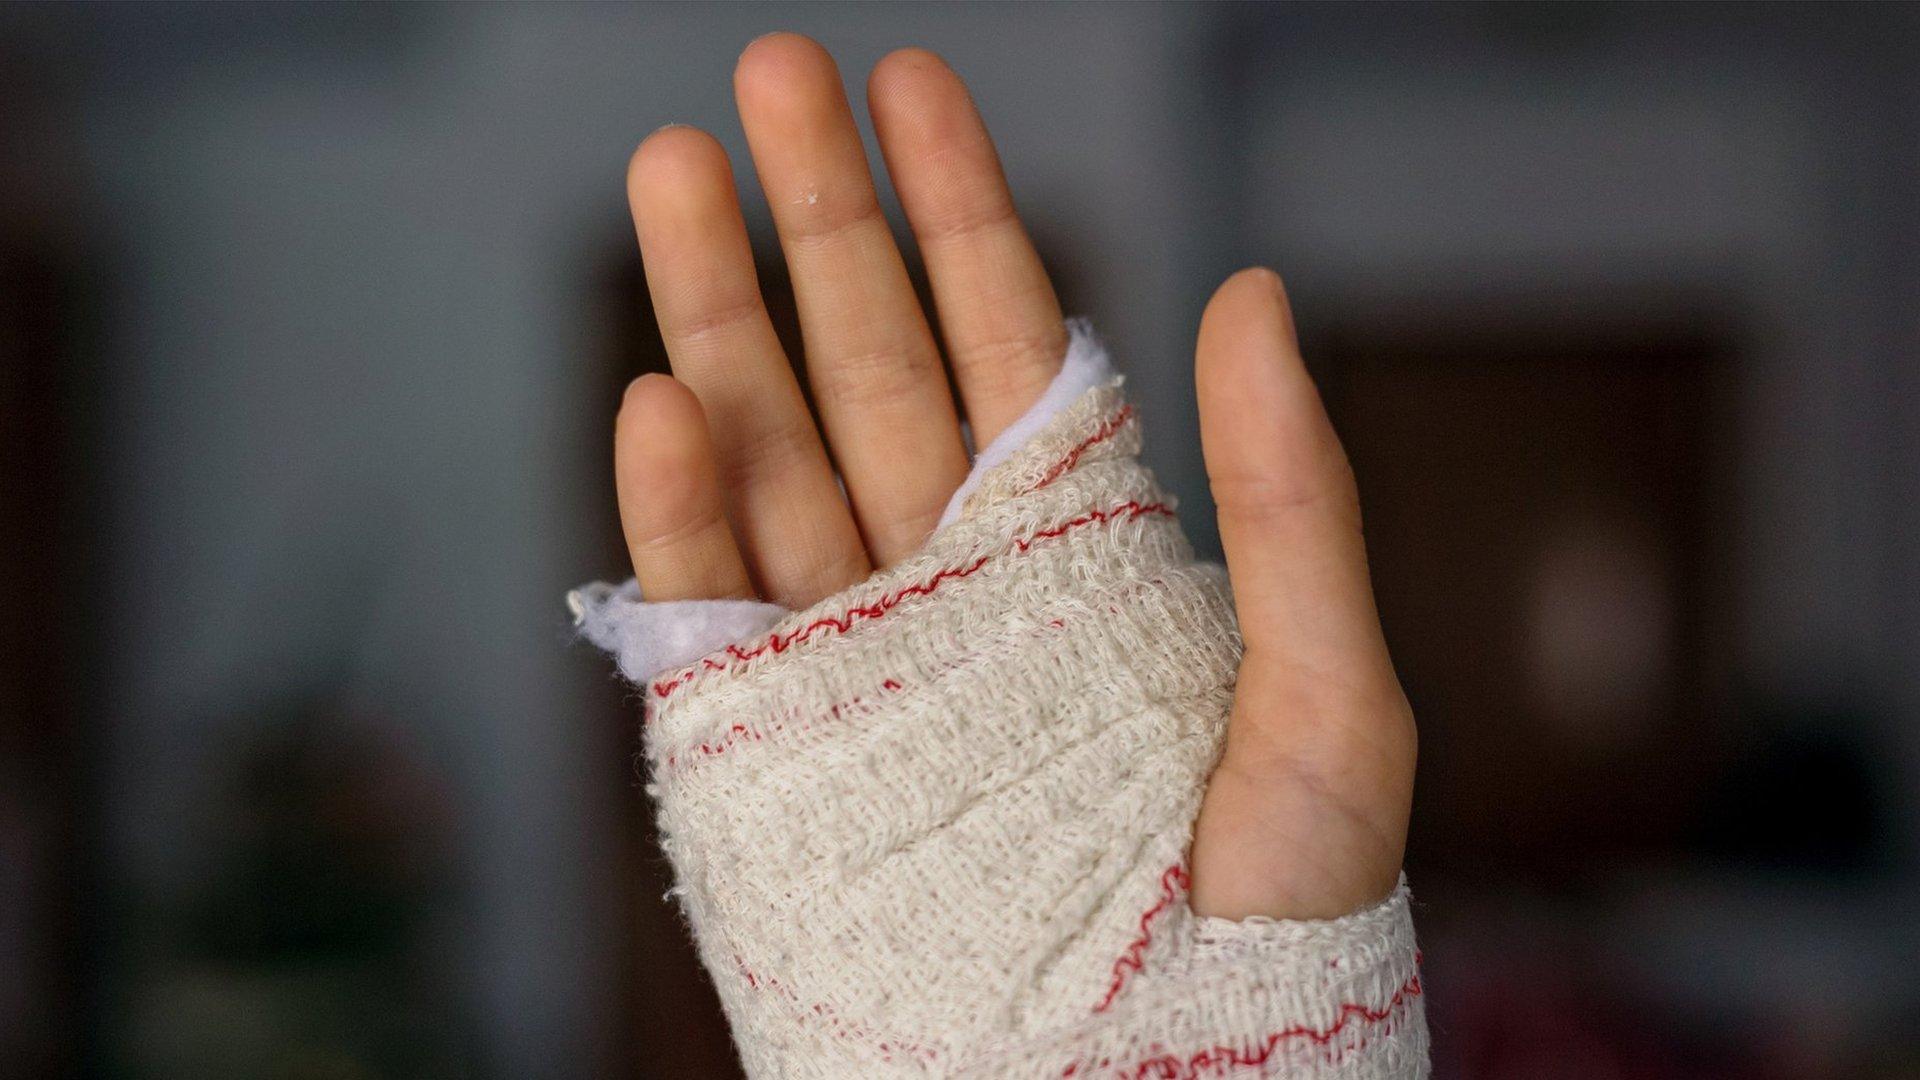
[2,3,1916,1078]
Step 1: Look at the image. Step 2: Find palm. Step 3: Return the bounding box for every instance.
[614,33,1413,921]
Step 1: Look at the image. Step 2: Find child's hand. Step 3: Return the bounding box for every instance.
[613,33,1414,921]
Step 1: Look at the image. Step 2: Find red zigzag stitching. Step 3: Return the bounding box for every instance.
[1063,971,1424,1078]
[1032,405,1135,491]
[648,499,1175,699]
[1093,862,1190,1012]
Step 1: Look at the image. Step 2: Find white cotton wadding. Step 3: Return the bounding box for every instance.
[567,580,786,686]
[568,317,1118,684]
[936,318,1116,529]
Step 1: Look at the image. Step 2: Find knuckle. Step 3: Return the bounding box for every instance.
[950,326,1067,396]
[714,418,820,492]
[800,544,874,600]
[913,188,1019,245]
[630,497,726,555]
[1211,458,1362,526]
[664,290,765,348]
[812,342,946,413]
[778,194,887,250]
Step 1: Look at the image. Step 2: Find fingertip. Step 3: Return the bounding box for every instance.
[616,374,706,463]
[739,29,825,64]
[868,46,954,99]
[627,125,728,201]
[734,30,839,109]
[1203,266,1291,331]
[868,46,982,145]
[620,369,686,410]
[1197,267,1299,392]
[1232,264,1287,294]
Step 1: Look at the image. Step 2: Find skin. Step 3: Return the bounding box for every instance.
[615,33,1415,920]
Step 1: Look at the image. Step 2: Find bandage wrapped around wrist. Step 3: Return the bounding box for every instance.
[574,333,1427,1078]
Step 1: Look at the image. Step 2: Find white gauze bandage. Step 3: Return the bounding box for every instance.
[574,329,1428,1078]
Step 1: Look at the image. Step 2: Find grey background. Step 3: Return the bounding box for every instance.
[3,3,1916,1077]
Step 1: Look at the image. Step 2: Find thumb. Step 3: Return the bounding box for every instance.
[1188,268,1415,920]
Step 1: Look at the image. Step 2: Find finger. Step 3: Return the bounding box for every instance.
[615,374,754,602]
[627,124,870,609]
[1195,268,1393,688]
[1190,268,1414,920]
[734,33,969,566]
[868,48,1065,448]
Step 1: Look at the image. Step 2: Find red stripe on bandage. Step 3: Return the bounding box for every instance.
[1093,861,1189,1013]
[1030,405,1135,492]
[649,499,1174,700]
[1062,971,1424,1078]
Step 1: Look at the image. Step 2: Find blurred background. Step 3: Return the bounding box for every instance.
[4,2,1918,1077]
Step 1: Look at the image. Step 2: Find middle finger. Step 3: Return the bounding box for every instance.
[734,33,969,567]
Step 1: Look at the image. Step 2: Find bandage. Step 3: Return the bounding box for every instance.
[572,325,1427,1078]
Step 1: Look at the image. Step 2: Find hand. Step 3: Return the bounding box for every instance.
[612,33,1414,921]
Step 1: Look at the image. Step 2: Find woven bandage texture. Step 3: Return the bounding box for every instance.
[636,379,1428,1078]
